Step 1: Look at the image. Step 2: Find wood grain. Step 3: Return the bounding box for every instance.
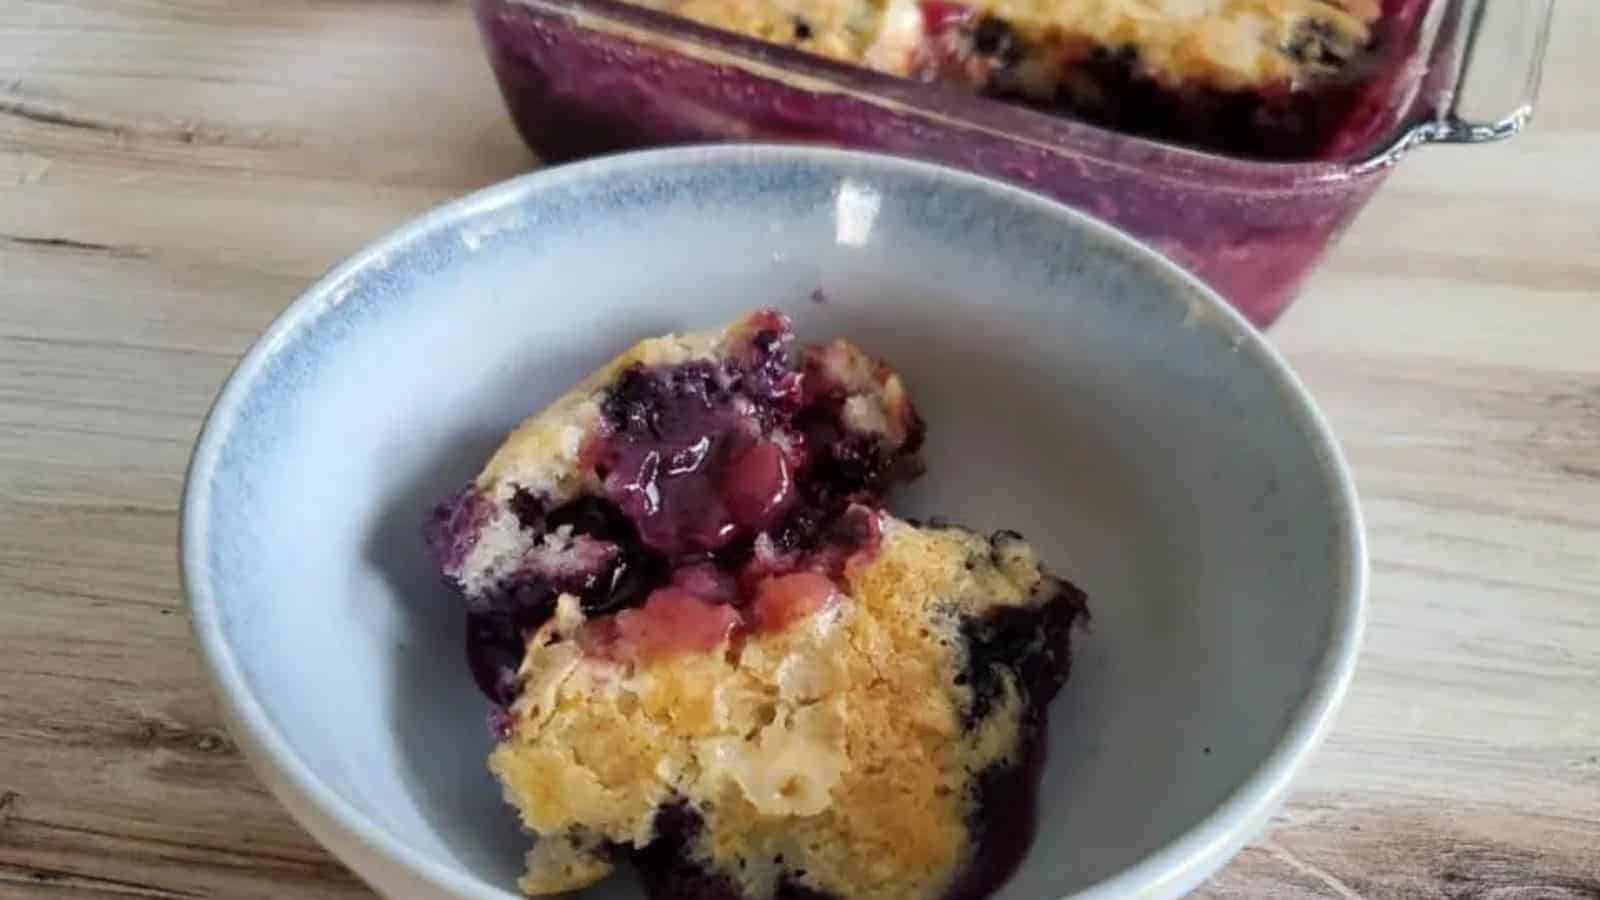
[1,1,1596,898]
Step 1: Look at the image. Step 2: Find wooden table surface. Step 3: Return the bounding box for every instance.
[2,1,1596,897]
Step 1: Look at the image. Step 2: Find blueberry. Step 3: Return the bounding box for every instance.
[631,802,841,900]
[509,487,545,531]
[958,577,1087,726]
[424,485,489,574]
[547,495,634,542]
[972,16,1022,65]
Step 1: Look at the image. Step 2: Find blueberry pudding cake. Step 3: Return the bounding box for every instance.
[426,310,1088,899]
[617,0,1404,158]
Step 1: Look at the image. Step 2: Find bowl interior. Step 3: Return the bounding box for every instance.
[185,147,1359,900]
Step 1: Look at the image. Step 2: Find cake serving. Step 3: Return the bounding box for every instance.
[426,310,1088,900]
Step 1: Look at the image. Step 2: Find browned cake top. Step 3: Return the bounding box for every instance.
[631,0,1380,91]
[492,518,1051,899]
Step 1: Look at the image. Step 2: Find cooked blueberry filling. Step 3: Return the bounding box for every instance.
[635,803,841,900]
[960,536,1087,725]
[430,320,922,710]
[946,724,1050,900]
[599,363,794,556]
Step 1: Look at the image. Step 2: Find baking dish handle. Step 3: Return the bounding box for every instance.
[1416,0,1556,144]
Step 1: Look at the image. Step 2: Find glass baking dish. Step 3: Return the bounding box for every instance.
[473,0,1554,326]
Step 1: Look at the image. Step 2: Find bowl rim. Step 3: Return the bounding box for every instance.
[180,142,1367,900]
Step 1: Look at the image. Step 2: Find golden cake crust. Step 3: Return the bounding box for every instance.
[490,518,1053,899]
[629,0,1380,91]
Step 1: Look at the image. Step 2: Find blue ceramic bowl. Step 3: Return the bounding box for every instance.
[182,145,1364,900]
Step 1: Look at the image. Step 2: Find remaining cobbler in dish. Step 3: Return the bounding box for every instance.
[427,311,1087,900]
[617,0,1392,158]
